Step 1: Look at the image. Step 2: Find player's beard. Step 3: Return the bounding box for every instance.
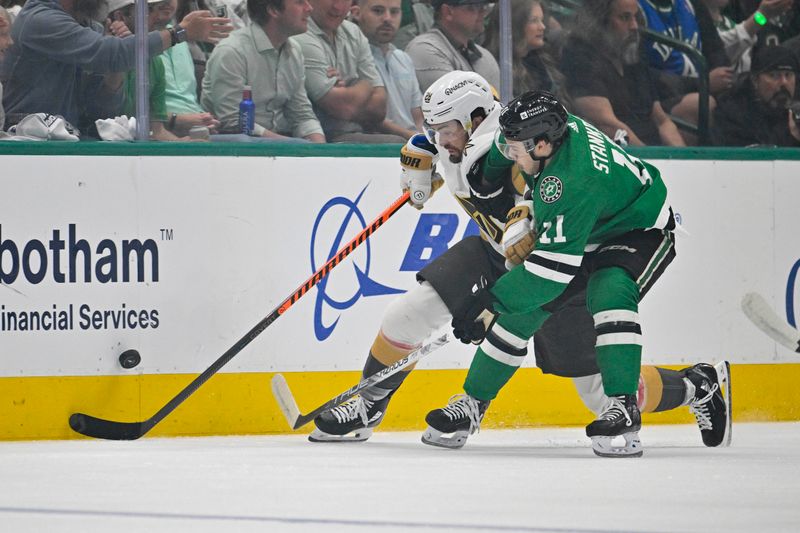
[443,143,463,163]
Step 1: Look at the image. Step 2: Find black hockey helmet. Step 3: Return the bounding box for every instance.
[498,90,568,151]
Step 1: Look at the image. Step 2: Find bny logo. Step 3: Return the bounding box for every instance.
[539,176,562,204]
[310,186,404,341]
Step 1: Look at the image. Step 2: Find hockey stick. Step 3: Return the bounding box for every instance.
[271,332,451,430]
[69,191,411,440]
[741,292,800,353]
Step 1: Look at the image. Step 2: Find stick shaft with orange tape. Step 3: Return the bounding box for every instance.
[69,191,411,440]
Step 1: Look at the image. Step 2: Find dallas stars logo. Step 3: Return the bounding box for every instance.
[539,176,562,204]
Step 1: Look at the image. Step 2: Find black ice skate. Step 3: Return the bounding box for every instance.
[309,391,395,443]
[684,361,732,447]
[421,394,490,449]
[586,394,643,458]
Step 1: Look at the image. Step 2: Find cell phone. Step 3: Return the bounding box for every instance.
[214,5,228,18]
[790,102,800,124]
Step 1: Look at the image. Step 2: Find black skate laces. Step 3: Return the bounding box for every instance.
[600,397,634,427]
[330,396,374,427]
[442,394,484,434]
[689,383,719,431]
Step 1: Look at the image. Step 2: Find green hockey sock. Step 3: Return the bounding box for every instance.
[596,344,641,395]
[463,347,519,401]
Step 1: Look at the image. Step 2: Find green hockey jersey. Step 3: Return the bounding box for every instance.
[490,114,673,315]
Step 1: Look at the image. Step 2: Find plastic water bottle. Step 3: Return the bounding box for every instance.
[239,85,255,135]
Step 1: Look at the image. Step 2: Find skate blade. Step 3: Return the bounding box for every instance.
[714,360,733,447]
[421,427,469,449]
[308,427,373,443]
[591,433,643,458]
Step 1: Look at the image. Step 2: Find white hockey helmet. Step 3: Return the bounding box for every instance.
[421,71,495,144]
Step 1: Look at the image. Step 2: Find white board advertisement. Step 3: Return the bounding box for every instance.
[0,156,798,377]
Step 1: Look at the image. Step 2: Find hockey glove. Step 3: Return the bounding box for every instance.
[400,134,444,209]
[502,202,536,269]
[452,276,498,345]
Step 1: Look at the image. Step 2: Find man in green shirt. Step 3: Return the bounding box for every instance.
[423,91,682,457]
[111,0,194,140]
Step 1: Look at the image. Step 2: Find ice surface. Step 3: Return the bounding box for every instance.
[1,423,798,532]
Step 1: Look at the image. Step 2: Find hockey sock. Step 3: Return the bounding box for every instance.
[462,319,530,400]
[639,366,688,412]
[360,331,416,401]
[588,267,642,395]
[463,348,519,401]
[595,344,640,395]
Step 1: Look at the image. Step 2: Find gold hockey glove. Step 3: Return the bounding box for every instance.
[502,203,536,268]
[400,134,442,209]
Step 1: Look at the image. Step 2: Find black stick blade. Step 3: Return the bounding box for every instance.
[69,413,145,440]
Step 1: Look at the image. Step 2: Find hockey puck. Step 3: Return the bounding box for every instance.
[118,349,141,369]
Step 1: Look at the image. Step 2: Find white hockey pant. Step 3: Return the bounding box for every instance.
[381,281,451,347]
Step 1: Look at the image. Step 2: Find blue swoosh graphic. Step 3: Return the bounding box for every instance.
[310,185,404,341]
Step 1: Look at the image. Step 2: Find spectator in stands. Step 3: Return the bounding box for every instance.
[0,0,24,23]
[405,0,499,92]
[483,0,571,105]
[156,0,221,136]
[393,0,432,50]
[733,0,800,46]
[108,0,201,141]
[713,43,800,146]
[638,0,732,135]
[175,0,245,91]
[0,6,12,130]
[293,0,404,143]
[724,2,800,81]
[562,0,685,146]
[176,0,214,92]
[702,0,792,73]
[351,0,423,138]
[0,0,231,135]
[202,0,324,141]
